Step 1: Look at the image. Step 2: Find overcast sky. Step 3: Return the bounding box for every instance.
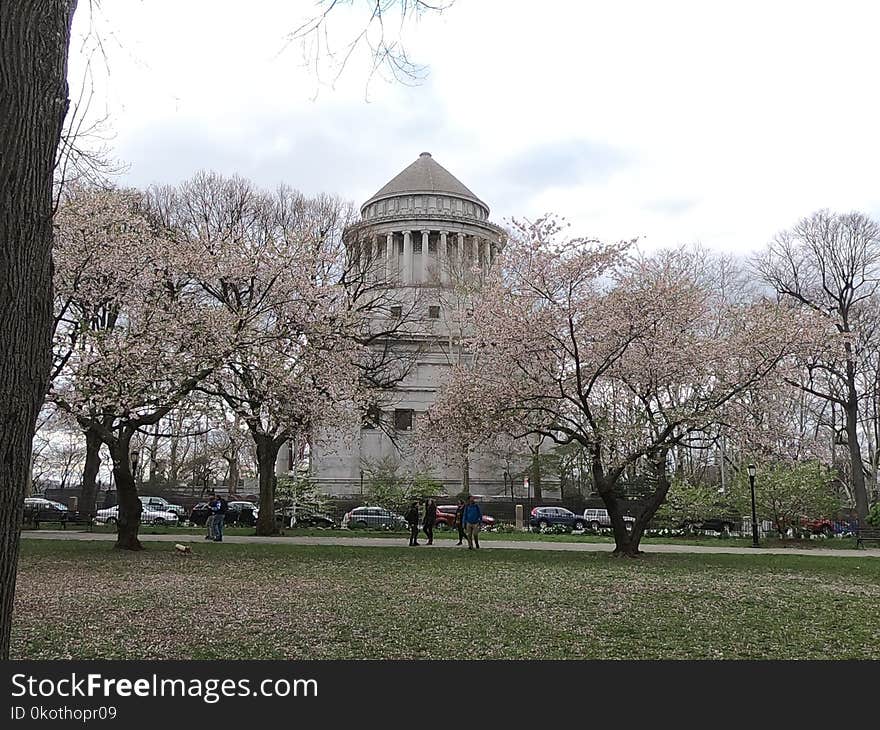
[68,0,880,253]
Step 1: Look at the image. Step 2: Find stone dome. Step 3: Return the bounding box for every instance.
[360,152,490,222]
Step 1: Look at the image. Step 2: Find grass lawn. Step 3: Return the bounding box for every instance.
[12,539,880,660]
[23,523,862,550]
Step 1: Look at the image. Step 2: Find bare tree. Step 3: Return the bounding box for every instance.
[286,0,454,92]
[755,210,880,524]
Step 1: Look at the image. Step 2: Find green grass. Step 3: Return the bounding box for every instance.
[12,539,880,660]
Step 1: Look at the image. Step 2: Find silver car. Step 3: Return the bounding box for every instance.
[342,506,407,530]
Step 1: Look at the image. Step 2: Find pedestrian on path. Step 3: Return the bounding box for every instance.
[204,491,216,540]
[211,494,228,542]
[454,499,466,545]
[423,498,437,545]
[405,501,420,546]
[463,495,482,550]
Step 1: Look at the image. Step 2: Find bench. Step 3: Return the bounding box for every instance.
[856,527,880,548]
[22,506,93,531]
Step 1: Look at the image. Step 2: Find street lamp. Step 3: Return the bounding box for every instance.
[747,463,759,548]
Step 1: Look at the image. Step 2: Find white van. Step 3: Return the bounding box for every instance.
[583,508,635,531]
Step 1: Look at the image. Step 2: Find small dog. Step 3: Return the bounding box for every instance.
[174,543,192,553]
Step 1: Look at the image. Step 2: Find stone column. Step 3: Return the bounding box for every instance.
[439,231,448,285]
[456,232,464,272]
[385,232,394,283]
[472,236,480,265]
[403,231,413,285]
[420,230,430,284]
[482,239,492,273]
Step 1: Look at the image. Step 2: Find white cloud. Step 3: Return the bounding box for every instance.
[68,0,880,253]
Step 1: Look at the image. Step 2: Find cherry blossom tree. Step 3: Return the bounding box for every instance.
[155,173,399,535]
[469,217,823,556]
[51,185,227,549]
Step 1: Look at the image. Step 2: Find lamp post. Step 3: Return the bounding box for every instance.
[748,463,759,548]
[359,469,364,497]
[130,449,140,488]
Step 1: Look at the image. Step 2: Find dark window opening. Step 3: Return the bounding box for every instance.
[390,305,402,318]
[428,239,438,253]
[394,409,414,431]
[413,239,422,254]
[428,305,440,319]
[363,405,382,429]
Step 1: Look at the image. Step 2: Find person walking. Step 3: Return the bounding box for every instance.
[463,495,483,550]
[423,498,437,545]
[212,493,229,542]
[454,498,466,545]
[405,501,420,546]
[204,491,216,540]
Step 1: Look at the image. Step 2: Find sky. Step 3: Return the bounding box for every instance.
[67,0,880,254]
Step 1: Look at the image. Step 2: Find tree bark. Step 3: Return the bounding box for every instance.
[461,449,470,497]
[529,447,543,502]
[108,435,143,550]
[79,426,102,517]
[0,0,77,660]
[846,365,869,524]
[255,435,280,536]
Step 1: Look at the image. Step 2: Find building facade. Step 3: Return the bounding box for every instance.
[276,152,556,497]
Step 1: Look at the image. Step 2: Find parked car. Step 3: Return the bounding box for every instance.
[530,507,587,531]
[189,500,259,526]
[434,505,496,529]
[583,508,635,531]
[680,517,737,534]
[95,504,179,526]
[22,497,86,524]
[276,508,337,529]
[341,506,408,530]
[139,496,186,521]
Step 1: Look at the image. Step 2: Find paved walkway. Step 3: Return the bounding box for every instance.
[20,530,880,558]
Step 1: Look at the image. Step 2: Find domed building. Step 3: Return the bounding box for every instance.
[277,152,553,498]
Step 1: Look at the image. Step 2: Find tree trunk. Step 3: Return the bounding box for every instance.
[530,447,543,502]
[845,378,869,524]
[79,427,102,517]
[0,0,78,661]
[228,455,239,497]
[108,435,143,550]
[461,449,470,497]
[255,435,280,536]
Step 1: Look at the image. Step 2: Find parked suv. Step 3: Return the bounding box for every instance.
[530,507,587,531]
[583,508,635,531]
[139,496,186,521]
[342,506,408,530]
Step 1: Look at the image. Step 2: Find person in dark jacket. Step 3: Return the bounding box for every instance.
[454,499,466,545]
[405,501,420,546]
[212,494,229,542]
[462,495,483,549]
[423,498,437,545]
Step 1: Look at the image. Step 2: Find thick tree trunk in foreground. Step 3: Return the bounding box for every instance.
[0,0,77,660]
[255,436,281,536]
[529,448,543,502]
[595,450,672,557]
[79,427,102,517]
[108,436,143,550]
[461,451,470,497]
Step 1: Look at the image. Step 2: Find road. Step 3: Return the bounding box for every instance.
[19,530,880,558]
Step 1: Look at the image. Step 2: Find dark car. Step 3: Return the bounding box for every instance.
[529,506,586,531]
[189,500,258,527]
[681,517,738,534]
[22,497,87,526]
[276,508,337,529]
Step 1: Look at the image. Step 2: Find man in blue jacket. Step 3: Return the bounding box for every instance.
[462,495,482,550]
